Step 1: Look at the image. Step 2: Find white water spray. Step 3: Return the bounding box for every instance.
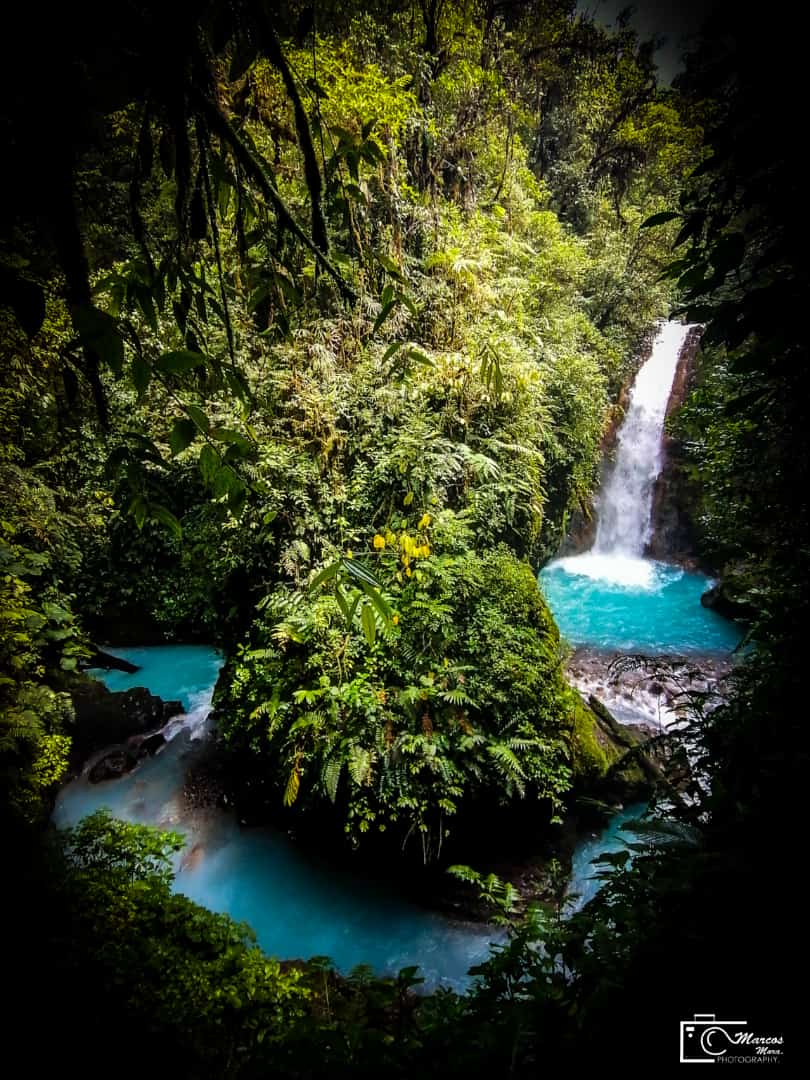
[553,321,690,589]
[161,685,216,741]
[594,321,689,556]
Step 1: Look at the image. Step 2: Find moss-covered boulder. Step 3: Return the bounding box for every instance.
[218,547,608,859]
[567,690,621,782]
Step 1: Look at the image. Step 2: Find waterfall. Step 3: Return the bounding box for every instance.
[550,321,691,589]
[593,321,690,557]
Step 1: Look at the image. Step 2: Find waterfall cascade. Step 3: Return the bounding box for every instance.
[593,321,689,557]
[539,321,741,654]
[554,321,690,589]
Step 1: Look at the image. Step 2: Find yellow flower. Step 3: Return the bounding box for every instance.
[346,549,354,559]
[418,512,431,529]
[405,567,412,577]
[373,534,386,549]
[392,613,400,625]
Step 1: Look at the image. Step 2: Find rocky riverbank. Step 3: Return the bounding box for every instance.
[67,673,183,762]
[565,645,735,731]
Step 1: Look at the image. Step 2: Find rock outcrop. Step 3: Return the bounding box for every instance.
[700,580,757,623]
[86,730,168,784]
[88,748,140,783]
[69,676,183,758]
[587,694,684,802]
[139,732,167,756]
[84,647,141,673]
[647,324,703,566]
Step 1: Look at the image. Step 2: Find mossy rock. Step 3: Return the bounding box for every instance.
[568,690,619,781]
[567,691,664,802]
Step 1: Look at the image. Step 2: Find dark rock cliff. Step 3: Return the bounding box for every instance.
[646,325,703,567]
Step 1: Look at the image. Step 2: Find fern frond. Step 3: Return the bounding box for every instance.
[283,764,300,806]
[488,742,526,779]
[323,759,341,803]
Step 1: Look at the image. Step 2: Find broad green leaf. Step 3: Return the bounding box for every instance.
[309,562,340,591]
[128,493,148,530]
[210,426,252,453]
[407,347,432,367]
[361,602,376,646]
[198,444,220,485]
[372,299,396,334]
[341,558,382,588]
[155,350,207,374]
[132,283,158,331]
[361,581,392,620]
[75,304,125,374]
[151,504,183,539]
[335,586,351,623]
[132,355,152,397]
[640,210,680,229]
[169,418,196,456]
[227,480,248,517]
[382,341,405,364]
[185,404,210,432]
[212,466,233,499]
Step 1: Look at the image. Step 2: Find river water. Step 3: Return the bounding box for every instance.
[54,646,500,991]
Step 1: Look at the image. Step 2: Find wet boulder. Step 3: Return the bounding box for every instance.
[69,676,183,757]
[700,581,757,622]
[88,748,140,783]
[138,732,167,757]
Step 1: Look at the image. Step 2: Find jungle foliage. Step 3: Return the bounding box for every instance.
[2,0,698,840]
[4,0,802,1073]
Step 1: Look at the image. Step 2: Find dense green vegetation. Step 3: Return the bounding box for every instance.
[3,0,697,844]
[3,0,803,1072]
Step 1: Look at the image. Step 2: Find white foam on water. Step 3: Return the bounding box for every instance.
[566,670,682,731]
[549,553,658,590]
[161,685,215,741]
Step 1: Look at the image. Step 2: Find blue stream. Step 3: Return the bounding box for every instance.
[564,803,647,913]
[57,577,723,987]
[539,558,742,654]
[54,646,500,991]
[86,644,224,710]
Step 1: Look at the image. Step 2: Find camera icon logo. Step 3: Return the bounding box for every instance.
[680,1014,749,1063]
